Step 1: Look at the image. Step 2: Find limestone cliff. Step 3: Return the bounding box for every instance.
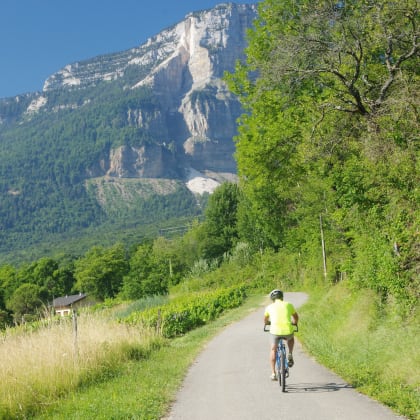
[0,4,257,199]
[43,3,257,188]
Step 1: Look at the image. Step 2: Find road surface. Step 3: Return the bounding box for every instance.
[166,292,404,420]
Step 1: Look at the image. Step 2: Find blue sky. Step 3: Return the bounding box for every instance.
[0,1,257,99]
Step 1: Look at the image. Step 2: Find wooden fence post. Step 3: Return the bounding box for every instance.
[157,309,162,335]
[72,308,79,360]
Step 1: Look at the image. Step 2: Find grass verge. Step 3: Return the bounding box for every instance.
[0,313,162,419]
[298,282,420,419]
[34,294,265,420]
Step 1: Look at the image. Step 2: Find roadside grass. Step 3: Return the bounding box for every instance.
[0,313,163,419]
[298,282,420,419]
[34,294,265,420]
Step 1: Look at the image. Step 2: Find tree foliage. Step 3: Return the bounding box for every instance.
[121,242,169,300]
[74,243,128,300]
[6,283,43,321]
[200,182,241,260]
[226,0,419,303]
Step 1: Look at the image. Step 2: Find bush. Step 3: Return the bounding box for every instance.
[123,285,247,337]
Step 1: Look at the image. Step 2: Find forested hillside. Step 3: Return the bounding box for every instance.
[0,84,199,259]
[0,183,235,326]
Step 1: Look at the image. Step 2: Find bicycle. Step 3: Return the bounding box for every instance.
[264,323,298,392]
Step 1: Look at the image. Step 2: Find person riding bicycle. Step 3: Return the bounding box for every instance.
[264,289,299,380]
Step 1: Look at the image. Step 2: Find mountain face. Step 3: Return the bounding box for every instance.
[3,3,255,179]
[0,3,257,257]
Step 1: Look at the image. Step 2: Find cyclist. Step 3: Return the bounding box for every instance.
[264,289,299,380]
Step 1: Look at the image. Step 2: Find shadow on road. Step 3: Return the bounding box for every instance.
[285,382,353,393]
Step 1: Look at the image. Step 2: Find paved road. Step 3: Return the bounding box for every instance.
[166,292,405,420]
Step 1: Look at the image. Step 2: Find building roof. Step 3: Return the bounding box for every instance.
[53,293,87,307]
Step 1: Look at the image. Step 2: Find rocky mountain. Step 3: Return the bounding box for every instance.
[0,3,257,259]
[3,3,256,187]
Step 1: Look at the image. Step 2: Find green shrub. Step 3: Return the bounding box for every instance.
[123,285,247,337]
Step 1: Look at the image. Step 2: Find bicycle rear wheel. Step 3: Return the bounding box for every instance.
[279,349,286,392]
[276,352,281,387]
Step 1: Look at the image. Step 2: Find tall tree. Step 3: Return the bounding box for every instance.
[0,264,19,307]
[226,0,419,295]
[74,243,128,300]
[121,242,169,299]
[201,182,240,260]
[6,283,43,322]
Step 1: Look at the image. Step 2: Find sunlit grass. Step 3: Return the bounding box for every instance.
[299,283,420,419]
[0,312,162,418]
[33,294,265,419]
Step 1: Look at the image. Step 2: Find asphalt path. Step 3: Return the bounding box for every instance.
[165,292,405,420]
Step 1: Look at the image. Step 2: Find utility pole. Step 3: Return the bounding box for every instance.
[320,214,327,281]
